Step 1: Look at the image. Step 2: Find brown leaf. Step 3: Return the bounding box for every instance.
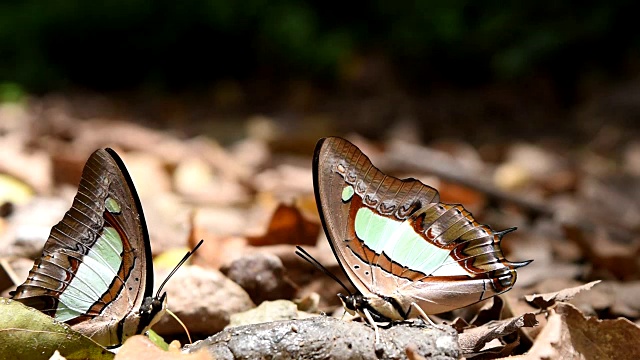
[458,313,538,353]
[115,335,212,360]
[605,281,640,318]
[465,337,521,360]
[189,233,248,271]
[247,203,320,246]
[517,302,640,360]
[437,181,487,215]
[451,317,470,333]
[501,289,543,348]
[525,280,601,310]
[470,296,504,326]
[0,145,52,194]
[173,156,250,206]
[565,225,640,280]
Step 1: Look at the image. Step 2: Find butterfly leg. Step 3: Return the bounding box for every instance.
[409,302,438,327]
[362,308,380,344]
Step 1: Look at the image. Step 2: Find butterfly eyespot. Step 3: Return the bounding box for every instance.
[135,277,139,282]
[364,271,370,276]
[129,287,133,291]
[354,265,360,270]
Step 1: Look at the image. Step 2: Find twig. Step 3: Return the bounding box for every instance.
[185,316,460,360]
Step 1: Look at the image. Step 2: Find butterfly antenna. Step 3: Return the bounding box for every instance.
[156,239,204,298]
[295,245,353,296]
[166,309,192,344]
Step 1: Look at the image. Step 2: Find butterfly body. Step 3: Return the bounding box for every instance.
[313,137,530,323]
[12,148,165,347]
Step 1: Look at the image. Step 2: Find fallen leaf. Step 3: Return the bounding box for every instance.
[470,296,504,327]
[438,180,487,215]
[515,302,640,359]
[0,298,113,360]
[0,174,34,206]
[173,156,250,206]
[114,335,211,360]
[0,143,52,194]
[565,225,640,281]
[252,164,314,201]
[465,337,521,359]
[247,203,320,246]
[186,211,249,269]
[525,280,601,310]
[605,281,640,318]
[450,317,470,333]
[458,313,538,353]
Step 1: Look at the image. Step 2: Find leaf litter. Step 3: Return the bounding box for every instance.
[0,98,639,359]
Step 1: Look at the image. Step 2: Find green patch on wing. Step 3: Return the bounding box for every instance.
[354,207,451,275]
[104,197,121,214]
[56,227,123,322]
[342,185,355,202]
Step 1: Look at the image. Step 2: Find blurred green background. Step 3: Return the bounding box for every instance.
[1,1,635,93]
[1,1,638,145]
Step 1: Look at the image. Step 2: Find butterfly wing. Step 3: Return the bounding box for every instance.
[314,137,528,315]
[12,148,153,347]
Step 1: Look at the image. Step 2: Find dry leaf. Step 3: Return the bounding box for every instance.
[438,180,487,215]
[187,211,248,269]
[465,337,521,360]
[247,203,320,246]
[565,225,640,280]
[605,281,640,318]
[516,302,640,360]
[470,296,504,326]
[451,317,470,333]
[114,335,211,360]
[458,313,538,353]
[525,280,601,310]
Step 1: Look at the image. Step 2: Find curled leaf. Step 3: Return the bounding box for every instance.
[525,280,601,310]
[459,313,538,353]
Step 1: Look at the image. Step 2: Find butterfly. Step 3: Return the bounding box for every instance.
[11,148,200,348]
[311,137,530,339]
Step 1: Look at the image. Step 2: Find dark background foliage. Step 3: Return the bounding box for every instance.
[1,1,637,95]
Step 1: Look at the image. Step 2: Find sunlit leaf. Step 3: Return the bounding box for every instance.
[0,298,114,360]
